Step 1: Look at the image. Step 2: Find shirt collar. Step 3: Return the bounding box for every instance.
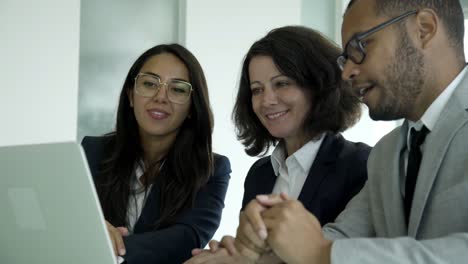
[271,134,325,177]
[407,66,467,146]
[134,161,145,185]
[271,142,286,177]
[294,134,325,173]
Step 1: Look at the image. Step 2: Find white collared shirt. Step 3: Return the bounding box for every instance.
[401,66,467,196]
[271,134,325,199]
[126,162,153,234]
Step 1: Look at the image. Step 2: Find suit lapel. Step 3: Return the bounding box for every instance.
[133,184,160,233]
[381,122,408,237]
[256,163,277,195]
[409,76,468,236]
[241,158,276,210]
[298,134,338,210]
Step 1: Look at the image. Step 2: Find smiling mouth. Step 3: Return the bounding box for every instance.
[148,110,169,119]
[266,110,288,120]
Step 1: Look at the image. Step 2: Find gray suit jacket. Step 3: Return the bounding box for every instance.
[323,73,468,263]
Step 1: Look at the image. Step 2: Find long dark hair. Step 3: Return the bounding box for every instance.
[96,44,214,228]
[233,26,361,156]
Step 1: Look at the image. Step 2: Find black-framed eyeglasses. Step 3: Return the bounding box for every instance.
[134,73,193,104]
[337,10,418,71]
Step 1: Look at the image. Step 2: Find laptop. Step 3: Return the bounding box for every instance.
[0,142,123,264]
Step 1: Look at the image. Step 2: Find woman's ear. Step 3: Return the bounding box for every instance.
[127,90,134,108]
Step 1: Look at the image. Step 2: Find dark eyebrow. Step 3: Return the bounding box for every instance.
[141,72,190,83]
[250,81,262,86]
[270,74,287,81]
[250,74,288,86]
[141,72,160,78]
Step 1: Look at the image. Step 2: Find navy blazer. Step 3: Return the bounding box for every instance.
[81,136,231,264]
[242,133,370,225]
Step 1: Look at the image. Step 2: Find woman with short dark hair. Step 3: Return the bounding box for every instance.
[234,25,362,157]
[235,26,369,224]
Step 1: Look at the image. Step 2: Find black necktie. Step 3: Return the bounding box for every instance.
[404,126,429,225]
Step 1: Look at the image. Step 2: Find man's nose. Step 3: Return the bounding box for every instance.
[341,60,360,81]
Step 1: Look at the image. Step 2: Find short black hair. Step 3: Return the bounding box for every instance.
[232,26,362,156]
[346,0,464,55]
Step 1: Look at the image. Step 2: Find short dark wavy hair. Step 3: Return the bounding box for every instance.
[346,0,464,57]
[232,26,362,156]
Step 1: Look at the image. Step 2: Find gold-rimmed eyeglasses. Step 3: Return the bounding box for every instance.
[134,73,193,104]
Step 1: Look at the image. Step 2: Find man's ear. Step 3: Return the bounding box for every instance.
[128,89,134,108]
[414,8,438,49]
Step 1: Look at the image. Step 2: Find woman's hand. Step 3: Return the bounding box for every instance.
[105,220,128,256]
[188,236,260,263]
[234,194,286,255]
[185,246,255,264]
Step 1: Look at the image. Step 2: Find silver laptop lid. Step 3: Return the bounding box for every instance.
[0,142,117,264]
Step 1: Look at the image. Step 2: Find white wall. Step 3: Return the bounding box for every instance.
[0,0,80,147]
[182,0,302,241]
[301,0,337,39]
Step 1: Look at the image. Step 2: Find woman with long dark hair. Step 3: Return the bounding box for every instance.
[82,44,230,263]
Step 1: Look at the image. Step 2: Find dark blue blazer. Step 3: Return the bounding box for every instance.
[242,133,370,225]
[81,136,231,264]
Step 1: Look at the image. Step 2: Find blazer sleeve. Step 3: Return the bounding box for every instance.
[122,154,231,264]
[323,181,376,240]
[330,233,468,264]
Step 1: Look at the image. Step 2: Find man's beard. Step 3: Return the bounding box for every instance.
[368,30,425,121]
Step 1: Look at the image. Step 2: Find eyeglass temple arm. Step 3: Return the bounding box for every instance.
[358,10,418,40]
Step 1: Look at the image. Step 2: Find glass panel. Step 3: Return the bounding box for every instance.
[77,0,179,142]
